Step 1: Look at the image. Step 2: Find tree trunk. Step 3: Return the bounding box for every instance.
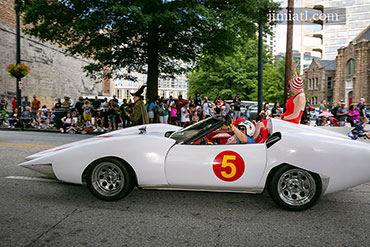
[146,25,159,102]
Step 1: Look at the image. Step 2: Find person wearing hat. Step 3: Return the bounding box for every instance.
[278,61,306,124]
[226,118,256,144]
[336,100,348,126]
[252,61,306,139]
[129,85,149,126]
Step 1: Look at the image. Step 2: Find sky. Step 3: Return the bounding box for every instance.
[274,0,322,56]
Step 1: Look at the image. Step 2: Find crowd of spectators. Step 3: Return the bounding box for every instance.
[0,93,369,135]
[311,98,368,128]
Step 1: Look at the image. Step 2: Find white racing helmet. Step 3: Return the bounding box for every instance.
[238,120,255,137]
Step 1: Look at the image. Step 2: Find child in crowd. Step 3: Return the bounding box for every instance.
[228,105,235,120]
[83,100,92,127]
[348,119,370,140]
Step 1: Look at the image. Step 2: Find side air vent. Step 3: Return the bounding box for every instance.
[266,132,281,148]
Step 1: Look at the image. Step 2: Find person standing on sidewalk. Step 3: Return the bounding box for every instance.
[319,100,326,114]
[336,101,348,126]
[74,96,84,122]
[130,85,149,126]
[11,96,17,112]
[31,95,41,117]
[21,96,31,111]
[357,98,367,127]
[233,94,241,119]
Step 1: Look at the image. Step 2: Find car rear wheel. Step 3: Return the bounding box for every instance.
[86,158,134,201]
[268,165,322,211]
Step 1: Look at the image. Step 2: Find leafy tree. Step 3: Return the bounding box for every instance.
[188,35,285,104]
[252,58,285,104]
[15,0,278,100]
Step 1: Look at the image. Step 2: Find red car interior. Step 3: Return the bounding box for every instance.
[193,127,270,145]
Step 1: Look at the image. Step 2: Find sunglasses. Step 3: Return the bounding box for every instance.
[238,127,246,131]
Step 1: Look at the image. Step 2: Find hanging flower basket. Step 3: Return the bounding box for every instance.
[6,63,31,79]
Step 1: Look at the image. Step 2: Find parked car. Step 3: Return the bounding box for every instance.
[249,104,259,120]
[240,101,257,113]
[19,116,370,211]
[248,103,275,120]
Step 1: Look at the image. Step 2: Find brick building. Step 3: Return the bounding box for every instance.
[0,0,103,109]
[334,26,370,108]
[304,59,336,107]
[305,25,370,109]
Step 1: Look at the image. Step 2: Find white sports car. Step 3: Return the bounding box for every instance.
[19,116,370,211]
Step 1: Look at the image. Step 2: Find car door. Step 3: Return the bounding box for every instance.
[165,143,267,190]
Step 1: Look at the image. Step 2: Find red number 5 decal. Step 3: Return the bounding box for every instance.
[213,151,245,182]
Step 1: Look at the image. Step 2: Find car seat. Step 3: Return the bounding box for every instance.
[254,127,268,143]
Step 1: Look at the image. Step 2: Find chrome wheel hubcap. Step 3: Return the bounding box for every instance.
[92,162,124,197]
[277,169,316,206]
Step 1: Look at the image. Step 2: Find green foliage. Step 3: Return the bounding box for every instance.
[16,0,279,100]
[188,36,285,103]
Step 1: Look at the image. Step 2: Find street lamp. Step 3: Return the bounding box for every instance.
[257,20,263,117]
[16,13,22,112]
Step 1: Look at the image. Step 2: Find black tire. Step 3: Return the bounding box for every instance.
[86,158,135,201]
[268,165,322,211]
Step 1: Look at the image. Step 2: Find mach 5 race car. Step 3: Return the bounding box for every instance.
[19,116,370,211]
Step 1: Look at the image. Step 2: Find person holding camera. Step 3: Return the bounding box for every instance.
[181,102,191,127]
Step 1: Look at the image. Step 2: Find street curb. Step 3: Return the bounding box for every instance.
[0,127,98,135]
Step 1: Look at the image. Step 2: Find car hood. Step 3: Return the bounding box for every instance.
[25,124,181,161]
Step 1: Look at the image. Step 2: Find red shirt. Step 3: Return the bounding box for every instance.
[12,99,17,110]
[280,91,304,124]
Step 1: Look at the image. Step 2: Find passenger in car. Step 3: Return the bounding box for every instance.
[226,120,256,144]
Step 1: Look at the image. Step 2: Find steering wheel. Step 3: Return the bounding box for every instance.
[199,137,207,145]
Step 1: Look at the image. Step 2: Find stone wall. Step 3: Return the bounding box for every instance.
[304,60,335,107]
[0,23,102,109]
[335,40,370,106]
[0,0,17,27]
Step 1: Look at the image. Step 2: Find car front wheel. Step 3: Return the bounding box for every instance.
[86,158,134,201]
[268,165,322,211]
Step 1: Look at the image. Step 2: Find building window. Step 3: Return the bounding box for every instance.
[327,96,332,105]
[315,78,318,89]
[327,77,332,89]
[346,59,355,79]
[315,97,318,105]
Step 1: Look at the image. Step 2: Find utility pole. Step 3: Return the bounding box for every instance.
[283,0,294,107]
[257,21,263,116]
[16,13,22,112]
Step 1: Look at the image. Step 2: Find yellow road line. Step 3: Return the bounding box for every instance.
[0,143,56,148]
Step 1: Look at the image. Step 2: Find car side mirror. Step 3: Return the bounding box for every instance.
[139,126,146,134]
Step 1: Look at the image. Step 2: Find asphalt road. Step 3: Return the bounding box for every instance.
[1,130,370,247]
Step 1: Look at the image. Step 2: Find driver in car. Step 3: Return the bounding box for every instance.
[226,120,256,144]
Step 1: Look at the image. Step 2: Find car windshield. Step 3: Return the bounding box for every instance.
[250,105,258,110]
[170,116,223,143]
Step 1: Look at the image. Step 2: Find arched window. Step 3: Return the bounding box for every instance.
[346,59,355,79]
